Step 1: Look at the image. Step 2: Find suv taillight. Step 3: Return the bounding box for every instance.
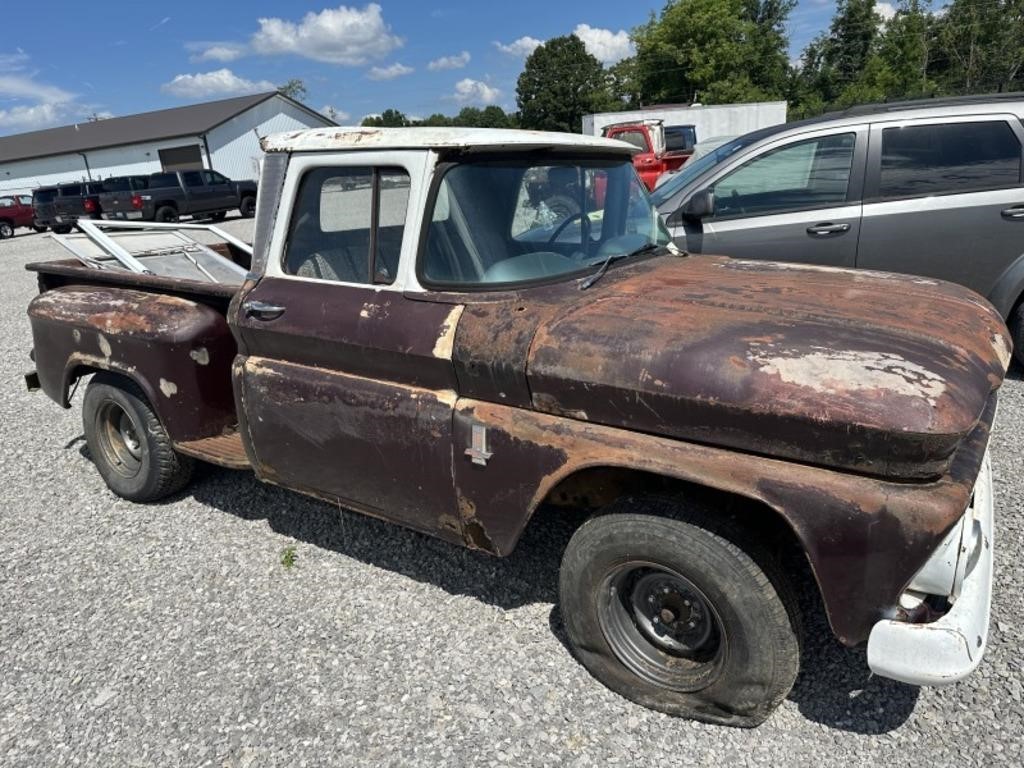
[131,195,143,210]
[83,198,96,213]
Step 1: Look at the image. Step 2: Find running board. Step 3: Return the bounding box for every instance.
[175,431,250,470]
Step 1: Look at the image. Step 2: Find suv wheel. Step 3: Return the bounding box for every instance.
[0,221,13,239]
[559,498,800,727]
[82,372,194,502]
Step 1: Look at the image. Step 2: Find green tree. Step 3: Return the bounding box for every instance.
[934,0,1024,93]
[876,0,936,98]
[362,109,410,127]
[516,35,613,132]
[277,79,308,102]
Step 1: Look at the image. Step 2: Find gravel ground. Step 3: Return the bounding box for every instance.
[1,221,1022,767]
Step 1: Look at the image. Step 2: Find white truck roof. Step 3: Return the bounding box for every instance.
[260,126,639,155]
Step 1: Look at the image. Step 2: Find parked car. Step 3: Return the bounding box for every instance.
[23,127,1009,727]
[650,93,1024,365]
[32,181,104,233]
[604,119,693,190]
[100,169,257,222]
[0,194,46,237]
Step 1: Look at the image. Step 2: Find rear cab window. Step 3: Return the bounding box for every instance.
[874,120,1023,200]
[282,166,411,285]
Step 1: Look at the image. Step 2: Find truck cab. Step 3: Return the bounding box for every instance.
[603,119,694,190]
[23,127,1010,728]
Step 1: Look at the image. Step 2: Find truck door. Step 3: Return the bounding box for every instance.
[181,171,214,212]
[202,170,236,211]
[610,127,663,190]
[232,152,464,541]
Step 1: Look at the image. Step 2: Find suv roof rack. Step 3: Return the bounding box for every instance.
[828,91,1024,118]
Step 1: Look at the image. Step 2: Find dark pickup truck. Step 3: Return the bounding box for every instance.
[99,169,257,223]
[23,127,1010,727]
[33,181,104,233]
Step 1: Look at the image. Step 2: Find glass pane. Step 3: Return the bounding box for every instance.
[182,171,204,188]
[879,121,1021,199]
[713,133,855,217]
[60,184,81,196]
[284,167,373,284]
[615,131,648,151]
[375,170,410,283]
[0,197,12,208]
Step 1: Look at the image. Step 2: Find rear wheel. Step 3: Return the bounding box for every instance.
[209,211,227,222]
[239,196,256,218]
[33,224,47,233]
[154,206,179,223]
[558,498,800,727]
[52,225,73,235]
[0,221,13,239]
[83,373,194,502]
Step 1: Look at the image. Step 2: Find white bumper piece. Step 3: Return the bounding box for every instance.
[867,452,994,686]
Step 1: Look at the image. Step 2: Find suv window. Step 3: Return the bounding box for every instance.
[283,166,410,285]
[712,133,856,218]
[878,121,1022,200]
[33,189,56,203]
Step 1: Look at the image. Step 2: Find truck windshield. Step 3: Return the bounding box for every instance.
[421,158,670,288]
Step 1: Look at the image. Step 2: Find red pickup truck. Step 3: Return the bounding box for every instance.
[0,194,45,238]
[22,127,1009,727]
[603,119,694,191]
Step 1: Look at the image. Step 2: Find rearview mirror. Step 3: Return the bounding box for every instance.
[681,188,714,220]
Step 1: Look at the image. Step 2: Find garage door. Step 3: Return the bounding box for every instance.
[158,144,204,172]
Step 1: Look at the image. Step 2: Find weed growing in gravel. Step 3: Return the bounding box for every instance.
[280,545,297,569]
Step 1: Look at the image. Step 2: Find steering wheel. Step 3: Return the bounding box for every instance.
[547,211,584,244]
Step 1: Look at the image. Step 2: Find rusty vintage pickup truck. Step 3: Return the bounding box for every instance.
[24,127,1011,727]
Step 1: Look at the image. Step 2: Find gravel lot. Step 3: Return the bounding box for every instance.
[1,221,1022,767]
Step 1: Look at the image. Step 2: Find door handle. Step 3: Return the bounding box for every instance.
[242,299,285,321]
[806,222,851,236]
[1000,205,1024,219]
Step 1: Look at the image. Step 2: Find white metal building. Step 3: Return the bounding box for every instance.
[0,92,334,196]
[582,101,788,142]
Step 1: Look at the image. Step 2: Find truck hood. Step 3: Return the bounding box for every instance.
[527,255,1011,479]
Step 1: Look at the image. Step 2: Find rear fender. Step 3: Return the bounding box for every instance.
[28,285,238,442]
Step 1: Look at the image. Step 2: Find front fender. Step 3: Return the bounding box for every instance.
[451,397,992,647]
[986,250,1024,319]
[28,285,237,442]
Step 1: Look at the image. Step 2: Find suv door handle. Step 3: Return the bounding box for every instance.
[242,300,285,321]
[1000,205,1024,219]
[806,222,850,236]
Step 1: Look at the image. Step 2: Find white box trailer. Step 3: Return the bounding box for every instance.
[582,101,787,142]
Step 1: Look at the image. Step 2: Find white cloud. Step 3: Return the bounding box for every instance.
[320,104,351,122]
[0,74,75,105]
[452,78,500,105]
[0,102,65,131]
[0,63,80,132]
[494,36,542,57]
[161,68,276,98]
[367,62,413,80]
[573,24,634,65]
[428,51,470,71]
[188,42,247,63]
[149,16,171,31]
[877,1,897,21]
[251,3,402,65]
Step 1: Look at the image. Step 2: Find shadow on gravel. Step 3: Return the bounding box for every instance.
[82,447,920,735]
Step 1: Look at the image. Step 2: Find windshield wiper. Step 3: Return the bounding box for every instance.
[578,242,665,290]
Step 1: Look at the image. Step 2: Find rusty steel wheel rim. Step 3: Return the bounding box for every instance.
[95,401,144,479]
[598,561,727,692]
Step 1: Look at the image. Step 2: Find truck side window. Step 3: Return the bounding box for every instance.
[283,166,410,285]
[615,131,648,151]
[183,172,204,188]
[878,121,1021,200]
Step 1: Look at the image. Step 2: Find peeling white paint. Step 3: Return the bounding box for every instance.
[991,333,1012,371]
[189,347,210,366]
[432,305,465,360]
[97,334,111,358]
[750,345,947,405]
[159,378,178,398]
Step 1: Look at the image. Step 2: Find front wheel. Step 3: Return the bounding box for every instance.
[558,499,800,727]
[83,373,194,502]
[33,224,47,233]
[52,225,73,235]
[0,221,13,238]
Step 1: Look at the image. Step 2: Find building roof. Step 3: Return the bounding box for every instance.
[260,126,639,155]
[0,92,329,165]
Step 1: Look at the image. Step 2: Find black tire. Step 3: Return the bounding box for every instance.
[209,211,227,222]
[52,225,73,235]
[0,221,13,239]
[239,196,256,218]
[154,206,179,223]
[1011,304,1024,369]
[558,498,800,727]
[82,373,194,502]
[33,225,47,233]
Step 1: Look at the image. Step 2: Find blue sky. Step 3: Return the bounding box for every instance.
[0,1,843,136]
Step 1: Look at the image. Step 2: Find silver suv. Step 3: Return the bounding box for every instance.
[651,94,1024,364]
